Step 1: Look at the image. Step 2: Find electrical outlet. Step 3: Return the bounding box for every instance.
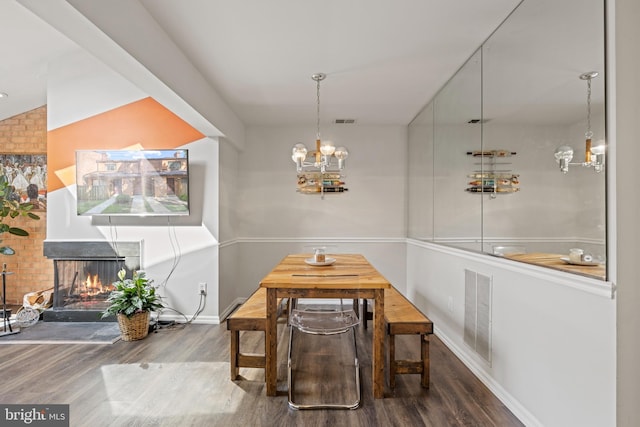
[447,296,454,312]
[198,282,207,295]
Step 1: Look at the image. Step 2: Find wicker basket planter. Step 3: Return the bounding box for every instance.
[102,269,163,342]
[117,311,150,341]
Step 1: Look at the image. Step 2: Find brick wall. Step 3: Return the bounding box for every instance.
[0,106,53,304]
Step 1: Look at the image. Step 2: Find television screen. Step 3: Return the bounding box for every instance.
[75,149,189,216]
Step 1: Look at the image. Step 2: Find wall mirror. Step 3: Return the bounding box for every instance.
[408,0,607,280]
[407,101,433,240]
[433,49,482,252]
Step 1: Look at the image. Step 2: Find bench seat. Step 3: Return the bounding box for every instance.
[227,288,284,381]
[362,287,433,388]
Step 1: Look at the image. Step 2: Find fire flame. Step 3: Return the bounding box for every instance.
[84,274,113,295]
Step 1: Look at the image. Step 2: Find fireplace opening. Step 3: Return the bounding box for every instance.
[43,241,141,322]
[52,259,131,311]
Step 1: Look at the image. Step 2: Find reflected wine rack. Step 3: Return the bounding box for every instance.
[466,150,519,197]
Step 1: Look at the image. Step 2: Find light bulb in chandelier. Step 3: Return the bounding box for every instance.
[334,147,349,169]
[291,143,308,171]
[590,141,605,156]
[554,145,574,174]
[292,143,307,159]
[590,140,605,172]
[320,141,336,156]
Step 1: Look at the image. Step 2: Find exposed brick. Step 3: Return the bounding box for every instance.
[0,106,50,304]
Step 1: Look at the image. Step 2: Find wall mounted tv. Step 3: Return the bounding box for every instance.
[75,149,190,216]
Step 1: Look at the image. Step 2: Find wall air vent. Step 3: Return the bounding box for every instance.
[464,269,493,364]
[335,119,357,124]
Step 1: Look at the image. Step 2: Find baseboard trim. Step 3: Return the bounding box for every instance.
[218,297,246,322]
[434,325,542,427]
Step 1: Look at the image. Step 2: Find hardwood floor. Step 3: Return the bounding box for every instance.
[0,318,523,426]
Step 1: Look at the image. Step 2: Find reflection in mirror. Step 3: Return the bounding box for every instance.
[407,102,434,240]
[481,0,606,279]
[433,49,482,252]
[407,0,606,280]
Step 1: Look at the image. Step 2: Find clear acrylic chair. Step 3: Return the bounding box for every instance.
[287,298,361,410]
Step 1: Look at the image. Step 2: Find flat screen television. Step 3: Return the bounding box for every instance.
[75,149,190,216]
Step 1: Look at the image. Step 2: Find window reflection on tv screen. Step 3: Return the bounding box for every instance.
[75,149,189,216]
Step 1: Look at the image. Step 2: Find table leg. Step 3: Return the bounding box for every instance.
[265,288,278,396]
[373,288,385,398]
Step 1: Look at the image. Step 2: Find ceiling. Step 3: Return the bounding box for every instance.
[0,1,78,122]
[0,0,524,130]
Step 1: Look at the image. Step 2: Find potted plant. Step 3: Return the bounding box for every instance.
[102,268,164,341]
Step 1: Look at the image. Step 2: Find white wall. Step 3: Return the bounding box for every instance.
[218,139,241,315]
[238,125,407,238]
[46,50,222,322]
[219,139,240,244]
[408,241,615,427]
[614,0,640,424]
[217,124,409,314]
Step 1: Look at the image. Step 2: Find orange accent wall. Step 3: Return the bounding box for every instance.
[47,97,204,192]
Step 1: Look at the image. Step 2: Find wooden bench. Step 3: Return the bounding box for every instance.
[362,287,433,388]
[227,288,284,381]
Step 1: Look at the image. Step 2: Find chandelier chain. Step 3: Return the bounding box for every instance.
[316,77,321,140]
[586,77,593,139]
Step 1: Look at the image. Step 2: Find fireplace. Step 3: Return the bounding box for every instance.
[43,241,141,321]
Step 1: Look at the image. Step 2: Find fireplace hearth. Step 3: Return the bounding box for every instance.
[43,241,141,322]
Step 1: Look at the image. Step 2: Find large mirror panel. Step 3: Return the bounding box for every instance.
[407,101,434,240]
[433,49,482,252]
[407,0,607,280]
[481,0,606,277]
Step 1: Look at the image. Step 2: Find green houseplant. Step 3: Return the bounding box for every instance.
[102,268,164,341]
[0,176,40,255]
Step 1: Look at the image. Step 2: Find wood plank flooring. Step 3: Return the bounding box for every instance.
[0,318,523,426]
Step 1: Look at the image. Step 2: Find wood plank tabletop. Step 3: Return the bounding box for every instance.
[504,252,606,280]
[260,253,390,289]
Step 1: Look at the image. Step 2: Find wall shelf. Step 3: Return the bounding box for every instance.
[296,172,348,194]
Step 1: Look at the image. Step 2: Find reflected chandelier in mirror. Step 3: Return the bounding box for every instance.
[554,71,605,174]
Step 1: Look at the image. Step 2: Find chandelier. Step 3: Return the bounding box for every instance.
[291,73,349,195]
[554,71,605,173]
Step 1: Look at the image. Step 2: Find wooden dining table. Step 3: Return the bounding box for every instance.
[259,253,391,399]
